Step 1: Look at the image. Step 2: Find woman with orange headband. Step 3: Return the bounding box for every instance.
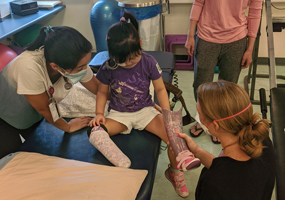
[179,80,276,200]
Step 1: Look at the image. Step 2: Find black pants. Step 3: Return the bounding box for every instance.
[193,37,247,101]
[0,118,42,159]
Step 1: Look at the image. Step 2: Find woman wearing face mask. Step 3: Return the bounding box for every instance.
[0,26,100,159]
[179,80,276,200]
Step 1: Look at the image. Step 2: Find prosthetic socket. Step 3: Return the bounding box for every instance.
[162,108,200,171]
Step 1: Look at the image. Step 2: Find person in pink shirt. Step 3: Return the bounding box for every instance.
[185,0,263,144]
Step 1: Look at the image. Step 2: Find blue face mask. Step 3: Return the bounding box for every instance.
[58,68,87,84]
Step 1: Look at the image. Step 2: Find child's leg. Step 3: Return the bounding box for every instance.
[104,118,129,136]
[88,119,131,168]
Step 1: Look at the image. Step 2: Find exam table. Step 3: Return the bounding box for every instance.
[19,50,175,200]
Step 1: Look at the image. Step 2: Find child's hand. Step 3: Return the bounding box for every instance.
[95,114,106,125]
[153,103,162,113]
[89,114,106,127]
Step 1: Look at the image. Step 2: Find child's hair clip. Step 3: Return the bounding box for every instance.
[120,17,131,24]
[44,25,54,35]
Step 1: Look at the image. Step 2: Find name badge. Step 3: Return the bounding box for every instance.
[49,99,61,122]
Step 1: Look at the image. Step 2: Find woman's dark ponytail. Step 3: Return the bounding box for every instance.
[25,27,47,50]
[25,26,92,70]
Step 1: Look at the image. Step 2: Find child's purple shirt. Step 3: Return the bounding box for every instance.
[96,52,162,112]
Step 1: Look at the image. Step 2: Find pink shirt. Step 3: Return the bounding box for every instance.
[190,0,263,44]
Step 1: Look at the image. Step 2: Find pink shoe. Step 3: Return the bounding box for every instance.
[177,150,201,171]
[165,165,189,198]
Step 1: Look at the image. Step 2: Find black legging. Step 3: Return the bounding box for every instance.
[0,118,42,159]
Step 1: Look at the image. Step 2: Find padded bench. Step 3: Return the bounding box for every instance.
[20,51,175,200]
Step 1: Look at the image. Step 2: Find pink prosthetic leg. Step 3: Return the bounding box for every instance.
[162,108,201,171]
[88,126,131,168]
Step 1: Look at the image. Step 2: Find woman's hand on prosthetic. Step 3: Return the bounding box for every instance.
[178,133,199,155]
[68,116,93,133]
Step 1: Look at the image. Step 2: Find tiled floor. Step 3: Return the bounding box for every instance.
[151,64,285,200]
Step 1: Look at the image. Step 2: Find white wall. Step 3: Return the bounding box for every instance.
[40,0,97,52]
[259,2,285,58]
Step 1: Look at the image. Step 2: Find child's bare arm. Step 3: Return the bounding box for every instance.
[96,82,109,115]
[152,77,170,110]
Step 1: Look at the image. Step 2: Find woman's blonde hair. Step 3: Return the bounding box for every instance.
[197,80,270,158]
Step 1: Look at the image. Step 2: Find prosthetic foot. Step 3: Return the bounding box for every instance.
[162,108,201,171]
[87,125,131,168]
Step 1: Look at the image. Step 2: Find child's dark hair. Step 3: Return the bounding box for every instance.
[26,26,92,71]
[107,11,141,63]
